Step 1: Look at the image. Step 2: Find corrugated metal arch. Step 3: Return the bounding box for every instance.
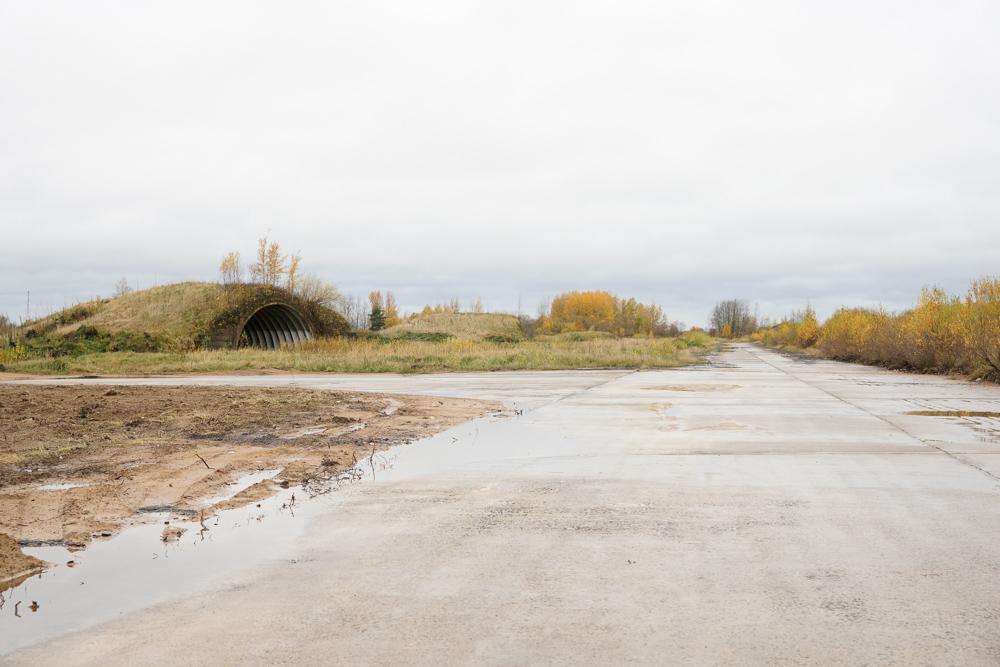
[236,303,312,349]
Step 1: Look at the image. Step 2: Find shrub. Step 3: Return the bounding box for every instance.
[762,277,1000,379]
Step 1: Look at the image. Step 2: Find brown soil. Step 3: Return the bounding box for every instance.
[0,383,500,582]
[1,533,46,592]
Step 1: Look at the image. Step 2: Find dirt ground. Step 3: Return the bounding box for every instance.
[0,383,500,588]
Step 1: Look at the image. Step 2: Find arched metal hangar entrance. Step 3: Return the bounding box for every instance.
[237,303,312,349]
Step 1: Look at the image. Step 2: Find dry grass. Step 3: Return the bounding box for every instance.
[535,331,614,342]
[3,336,705,375]
[11,281,349,355]
[24,282,224,342]
[73,282,223,338]
[382,313,525,341]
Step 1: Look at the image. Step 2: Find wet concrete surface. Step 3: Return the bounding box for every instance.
[5,345,1000,664]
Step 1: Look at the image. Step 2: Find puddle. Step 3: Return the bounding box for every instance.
[36,483,90,491]
[200,469,282,506]
[0,406,583,655]
[906,411,1000,418]
[905,410,1000,444]
[1,484,330,655]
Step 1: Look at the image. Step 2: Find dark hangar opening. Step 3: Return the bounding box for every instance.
[238,304,312,349]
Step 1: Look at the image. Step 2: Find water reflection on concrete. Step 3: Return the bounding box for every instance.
[1,407,565,655]
[1,484,329,654]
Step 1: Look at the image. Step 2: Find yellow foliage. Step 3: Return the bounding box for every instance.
[967,277,1000,374]
[384,291,401,327]
[218,252,243,285]
[797,305,819,348]
[297,274,341,308]
[249,236,286,286]
[762,277,1000,378]
[408,300,460,321]
[285,251,302,293]
[541,291,668,337]
[0,340,29,365]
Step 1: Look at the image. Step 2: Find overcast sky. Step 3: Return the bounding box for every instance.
[2,1,999,329]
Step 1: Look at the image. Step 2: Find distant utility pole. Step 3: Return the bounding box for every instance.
[26,290,29,321]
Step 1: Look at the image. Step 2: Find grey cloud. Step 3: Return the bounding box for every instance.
[2,0,999,331]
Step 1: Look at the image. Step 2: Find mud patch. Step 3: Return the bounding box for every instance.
[0,384,501,565]
[0,533,47,593]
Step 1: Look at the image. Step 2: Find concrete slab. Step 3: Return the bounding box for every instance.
[4,344,1000,665]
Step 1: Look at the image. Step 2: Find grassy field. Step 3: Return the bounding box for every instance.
[2,335,711,375]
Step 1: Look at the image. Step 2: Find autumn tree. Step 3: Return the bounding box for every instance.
[384,291,401,327]
[409,299,461,320]
[285,251,302,293]
[297,273,341,307]
[219,252,244,285]
[538,291,667,336]
[249,236,286,286]
[542,291,615,333]
[614,297,665,337]
[796,304,820,347]
[968,276,1000,375]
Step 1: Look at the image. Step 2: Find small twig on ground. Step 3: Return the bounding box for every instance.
[196,453,213,470]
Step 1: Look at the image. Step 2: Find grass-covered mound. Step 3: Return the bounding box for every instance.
[381,313,525,342]
[10,282,349,356]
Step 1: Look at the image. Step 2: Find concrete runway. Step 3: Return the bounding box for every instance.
[5,344,1000,665]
